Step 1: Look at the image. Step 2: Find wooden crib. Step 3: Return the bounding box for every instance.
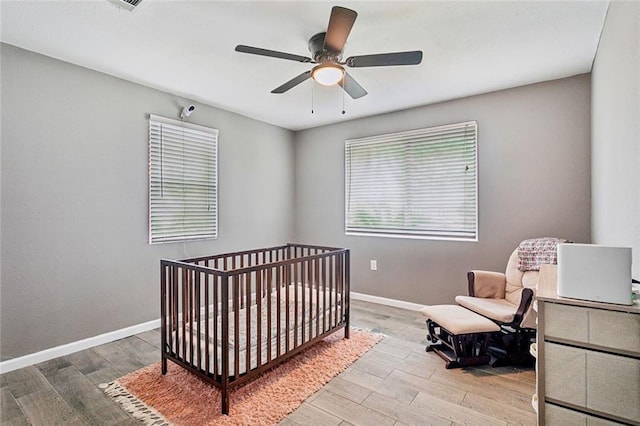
[160,243,350,414]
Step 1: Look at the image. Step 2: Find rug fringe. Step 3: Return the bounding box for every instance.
[101,381,171,426]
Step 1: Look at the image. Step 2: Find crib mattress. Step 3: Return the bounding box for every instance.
[169,284,343,376]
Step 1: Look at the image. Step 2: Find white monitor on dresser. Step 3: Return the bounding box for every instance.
[557,243,632,305]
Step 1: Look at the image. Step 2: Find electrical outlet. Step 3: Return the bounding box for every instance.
[370,260,377,271]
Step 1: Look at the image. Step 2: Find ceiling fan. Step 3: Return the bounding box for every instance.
[235,6,423,99]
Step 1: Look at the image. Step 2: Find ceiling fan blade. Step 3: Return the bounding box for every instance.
[271,71,312,94]
[235,45,312,63]
[339,71,367,99]
[345,51,423,67]
[323,6,357,52]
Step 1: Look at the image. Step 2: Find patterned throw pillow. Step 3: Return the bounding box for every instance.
[518,237,571,271]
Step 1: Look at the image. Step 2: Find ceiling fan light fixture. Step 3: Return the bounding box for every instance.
[311,63,344,86]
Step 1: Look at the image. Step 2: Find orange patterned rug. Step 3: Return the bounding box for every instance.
[101,329,382,425]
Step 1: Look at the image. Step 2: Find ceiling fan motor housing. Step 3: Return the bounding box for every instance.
[308,32,342,63]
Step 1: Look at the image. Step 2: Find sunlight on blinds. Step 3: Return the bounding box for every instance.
[345,121,477,241]
[149,114,218,244]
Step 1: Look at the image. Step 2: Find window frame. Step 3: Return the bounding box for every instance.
[344,121,478,242]
[148,114,219,244]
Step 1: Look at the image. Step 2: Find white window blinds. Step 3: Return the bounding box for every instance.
[148,114,218,244]
[345,121,477,241]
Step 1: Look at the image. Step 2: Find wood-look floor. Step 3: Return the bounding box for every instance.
[1,300,536,425]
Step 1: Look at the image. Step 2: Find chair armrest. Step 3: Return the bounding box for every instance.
[467,270,507,298]
[513,288,534,327]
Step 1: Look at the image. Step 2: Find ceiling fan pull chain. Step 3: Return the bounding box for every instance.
[342,83,346,115]
[311,82,315,114]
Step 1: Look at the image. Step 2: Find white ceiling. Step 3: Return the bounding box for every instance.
[1,1,609,131]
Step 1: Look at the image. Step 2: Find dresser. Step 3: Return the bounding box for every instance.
[535,265,640,425]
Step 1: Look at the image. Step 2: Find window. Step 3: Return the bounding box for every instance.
[345,121,477,241]
[148,114,218,244]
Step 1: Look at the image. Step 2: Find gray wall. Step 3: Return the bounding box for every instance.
[1,42,595,360]
[0,44,296,360]
[295,75,592,305]
[591,1,640,277]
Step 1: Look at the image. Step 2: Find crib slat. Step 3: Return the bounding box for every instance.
[325,257,330,333]
[181,269,187,360]
[220,273,229,414]
[161,263,168,374]
[344,250,350,337]
[276,265,281,359]
[338,254,343,328]
[240,256,245,310]
[191,270,196,366]
[294,259,299,348]
[216,259,224,377]
[307,259,313,340]
[233,275,240,379]
[167,265,173,356]
[301,259,306,344]
[195,271,201,370]
[284,263,290,353]
[245,272,251,375]
[329,256,338,327]
[192,270,197,366]
[204,271,210,374]
[321,257,326,334]
[173,266,179,357]
[266,267,273,363]
[190,268,195,366]
[315,258,320,338]
[185,269,191,361]
[256,270,262,367]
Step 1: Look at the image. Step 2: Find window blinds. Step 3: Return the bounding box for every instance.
[148,114,218,244]
[345,121,477,240]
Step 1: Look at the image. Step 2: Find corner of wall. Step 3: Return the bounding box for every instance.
[590,0,640,277]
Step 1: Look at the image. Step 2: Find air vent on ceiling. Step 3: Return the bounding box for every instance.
[108,0,144,12]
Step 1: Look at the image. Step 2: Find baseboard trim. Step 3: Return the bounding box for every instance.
[350,291,426,311]
[0,319,161,374]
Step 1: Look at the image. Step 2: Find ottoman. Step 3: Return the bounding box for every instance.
[420,305,500,369]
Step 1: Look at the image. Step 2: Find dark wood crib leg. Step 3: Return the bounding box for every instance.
[221,387,229,415]
[344,297,350,339]
[161,355,167,375]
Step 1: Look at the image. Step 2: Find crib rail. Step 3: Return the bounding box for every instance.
[160,243,350,414]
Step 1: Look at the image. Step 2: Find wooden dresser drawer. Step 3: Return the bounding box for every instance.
[544,303,589,343]
[545,342,640,423]
[545,302,640,353]
[545,404,624,425]
[588,309,640,353]
[586,351,640,421]
[545,343,586,406]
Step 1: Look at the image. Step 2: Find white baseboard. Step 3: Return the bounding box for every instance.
[0,319,160,374]
[350,291,426,311]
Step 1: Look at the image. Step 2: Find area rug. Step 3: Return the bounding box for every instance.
[101,329,382,425]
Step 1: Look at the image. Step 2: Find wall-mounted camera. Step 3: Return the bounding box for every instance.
[180,104,196,119]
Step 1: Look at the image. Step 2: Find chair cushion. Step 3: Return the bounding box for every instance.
[505,249,539,306]
[455,295,517,324]
[420,305,500,334]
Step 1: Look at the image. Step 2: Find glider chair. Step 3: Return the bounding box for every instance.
[455,238,566,366]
